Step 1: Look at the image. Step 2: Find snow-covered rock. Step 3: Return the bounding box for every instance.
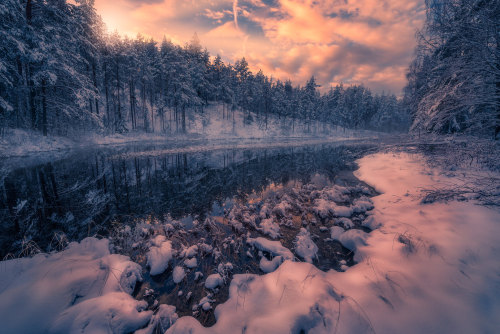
[246,237,294,261]
[259,256,284,273]
[185,257,198,269]
[294,228,318,263]
[172,266,186,283]
[146,235,173,275]
[205,274,223,290]
[0,237,151,334]
[258,218,281,239]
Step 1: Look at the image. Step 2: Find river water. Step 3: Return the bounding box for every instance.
[0,139,381,325]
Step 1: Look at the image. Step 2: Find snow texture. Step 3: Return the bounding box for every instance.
[172,266,186,283]
[294,228,318,263]
[0,237,151,333]
[258,218,281,239]
[205,274,223,290]
[246,237,294,261]
[146,235,173,275]
[166,152,500,333]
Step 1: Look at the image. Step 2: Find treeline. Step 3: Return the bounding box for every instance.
[404,0,499,138]
[0,0,409,137]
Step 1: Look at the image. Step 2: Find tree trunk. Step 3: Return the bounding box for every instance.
[92,61,99,115]
[41,79,47,136]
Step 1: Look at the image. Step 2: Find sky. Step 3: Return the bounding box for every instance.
[94,0,426,94]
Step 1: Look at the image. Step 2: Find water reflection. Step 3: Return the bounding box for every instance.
[0,142,375,257]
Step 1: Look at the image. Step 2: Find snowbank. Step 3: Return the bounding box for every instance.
[0,237,151,333]
[166,152,500,333]
[166,261,372,334]
[146,235,173,275]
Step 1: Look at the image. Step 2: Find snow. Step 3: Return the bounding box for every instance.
[330,228,369,257]
[50,292,151,334]
[0,237,151,333]
[205,274,223,290]
[335,217,354,228]
[313,198,353,218]
[0,128,76,157]
[135,304,178,334]
[294,228,318,263]
[166,262,372,334]
[333,205,353,217]
[166,151,500,333]
[146,235,173,275]
[3,148,499,333]
[246,237,294,261]
[172,266,186,283]
[181,245,198,258]
[258,217,281,239]
[185,257,198,268]
[259,256,284,273]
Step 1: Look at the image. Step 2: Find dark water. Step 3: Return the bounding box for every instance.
[1,140,382,326]
[0,141,377,258]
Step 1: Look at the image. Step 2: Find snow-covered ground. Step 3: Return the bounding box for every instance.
[0,150,498,333]
[166,152,500,333]
[0,104,381,158]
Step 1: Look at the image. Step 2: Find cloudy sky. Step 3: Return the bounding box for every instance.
[94,0,425,94]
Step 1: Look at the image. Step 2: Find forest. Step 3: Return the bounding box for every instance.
[1,1,500,334]
[0,0,409,138]
[404,0,499,138]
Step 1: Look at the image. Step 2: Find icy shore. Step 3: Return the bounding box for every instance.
[1,151,499,333]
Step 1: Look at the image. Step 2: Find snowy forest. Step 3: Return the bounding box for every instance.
[405,0,500,138]
[1,1,500,334]
[0,0,408,138]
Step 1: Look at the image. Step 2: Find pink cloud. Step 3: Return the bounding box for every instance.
[94,0,425,94]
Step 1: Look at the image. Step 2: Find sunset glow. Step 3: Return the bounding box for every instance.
[94,0,425,93]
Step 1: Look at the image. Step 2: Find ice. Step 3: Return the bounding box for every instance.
[205,273,223,289]
[294,228,318,263]
[146,235,173,275]
[172,266,186,283]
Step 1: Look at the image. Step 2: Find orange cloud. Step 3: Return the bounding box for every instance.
[94,0,425,94]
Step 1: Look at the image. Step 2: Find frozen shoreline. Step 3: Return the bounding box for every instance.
[0,148,499,333]
[0,127,382,159]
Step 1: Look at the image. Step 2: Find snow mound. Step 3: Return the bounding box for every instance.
[294,228,318,263]
[185,257,198,268]
[50,292,151,334]
[205,274,223,290]
[330,227,368,255]
[173,266,186,283]
[166,262,372,333]
[181,245,199,258]
[258,218,281,239]
[247,237,294,261]
[0,237,150,334]
[146,235,173,275]
[259,256,284,273]
[136,304,178,334]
